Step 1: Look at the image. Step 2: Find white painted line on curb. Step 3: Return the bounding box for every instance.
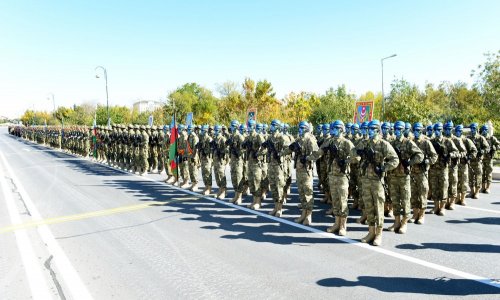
[0,162,53,299]
[0,151,94,300]
[12,136,500,290]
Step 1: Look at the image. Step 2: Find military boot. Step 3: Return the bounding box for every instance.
[433,200,440,214]
[458,193,466,206]
[326,216,340,233]
[269,202,280,216]
[372,227,383,246]
[387,216,401,232]
[356,210,367,225]
[295,209,307,223]
[485,182,491,194]
[190,182,198,192]
[275,202,283,217]
[180,180,190,189]
[416,209,425,224]
[234,192,243,205]
[408,208,418,223]
[338,217,347,236]
[217,188,226,200]
[202,186,211,196]
[302,210,313,226]
[438,201,446,216]
[480,182,486,193]
[472,186,479,199]
[387,204,394,218]
[361,226,375,243]
[249,196,261,210]
[398,216,409,234]
[447,197,455,210]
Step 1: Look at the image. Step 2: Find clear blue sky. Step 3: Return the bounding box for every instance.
[1,0,499,118]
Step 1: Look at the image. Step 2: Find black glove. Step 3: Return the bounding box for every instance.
[374,165,385,177]
[300,156,307,165]
[401,159,410,168]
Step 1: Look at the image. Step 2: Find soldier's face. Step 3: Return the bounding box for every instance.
[426,129,433,136]
[298,127,306,137]
[413,130,421,139]
[214,130,220,136]
[444,128,452,137]
[382,128,388,135]
[455,129,462,137]
[187,128,192,134]
[404,129,410,137]
[481,130,488,137]
[434,129,442,137]
[368,127,378,139]
[322,128,328,135]
[351,128,357,136]
[471,128,476,136]
[360,128,367,135]
[331,127,340,137]
[395,128,402,138]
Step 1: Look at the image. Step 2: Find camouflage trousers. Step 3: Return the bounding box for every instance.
[179,160,190,182]
[149,147,158,171]
[457,162,468,193]
[284,158,293,192]
[410,172,429,209]
[261,161,269,193]
[238,159,249,193]
[188,158,199,184]
[329,174,349,217]
[296,165,314,210]
[157,148,165,172]
[230,157,244,193]
[388,176,411,217]
[469,159,482,189]
[200,156,213,187]
[448,164,458,198]
[349,164,361,207]
[139,149,149,173]
[429,165,449,201]
[482,158,493,184]
[268,162,285,203]
[319,157,329,194]
[248,159,263,196]
[214,158,227,188]
[361,177,385,228]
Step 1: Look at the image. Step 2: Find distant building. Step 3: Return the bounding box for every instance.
[133,100,163,114]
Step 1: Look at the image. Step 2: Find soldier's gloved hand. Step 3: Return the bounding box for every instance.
[374,165,385,176]
[423,158,430,166]
[356,149,364,156]
[300,156,307,165]
[401,159,410,168]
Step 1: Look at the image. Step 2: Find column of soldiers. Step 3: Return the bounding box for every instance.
[10,119,499,247]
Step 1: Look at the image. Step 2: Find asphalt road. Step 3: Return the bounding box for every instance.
[0,127,499,300]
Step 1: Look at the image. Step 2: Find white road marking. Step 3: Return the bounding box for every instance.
[459,205,500,214]
[100,164,500,290]
[0,151,93,300]
[0,164,53,299]
[9,137,500,290]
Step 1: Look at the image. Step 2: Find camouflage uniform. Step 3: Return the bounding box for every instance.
[429,133,459,216]
[228,129,246,203]
[265,128,289,216]
[388,134,423,233]
[187,131,200,190]
[212,130,228,199]
[468,132,489,198]
[245,129,266,209]
[198,129,213,194]
[354,126,399,246]
[482,135,499,193]
[177,129,190,187]
[410,133,438,224]
[457,135,477,205]
[447,133,467,209]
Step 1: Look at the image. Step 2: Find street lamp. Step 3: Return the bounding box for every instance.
[381,54,397,121]
[95,66,110,127]
[47,92,56,121]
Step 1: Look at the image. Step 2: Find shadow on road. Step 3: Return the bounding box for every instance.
[102,178,349,246]
[446,217,500,226]
[396,242,500,253]
[316,276,500,296]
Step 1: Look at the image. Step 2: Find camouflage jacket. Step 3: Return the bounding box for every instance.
[353,135,399,180]
[412,135,438,174]
[389,136,424,177]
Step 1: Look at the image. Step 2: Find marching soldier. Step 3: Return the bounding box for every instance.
[429,122,460,216]
[454,125,477,206]
[245,120,267,210]
[288,121,318,225]
[212,125,228,199]
[481,124,499,194]
[354,120,399,246]
[467,123,489,198]
[198,125,213,195]
[387,121,423,234]
[177,124,191,188]
[444,121,467,210]
[186,124,200,191]
[409,122,438,224]
[227,120,246,204]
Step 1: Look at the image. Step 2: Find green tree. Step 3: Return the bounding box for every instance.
[308,85,356,125]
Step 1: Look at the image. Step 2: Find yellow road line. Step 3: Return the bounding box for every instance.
[0,197,199,234]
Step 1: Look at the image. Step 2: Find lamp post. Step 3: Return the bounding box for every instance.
[47,92,56,122]
[381,54,397,121]
[95,66,110,127]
